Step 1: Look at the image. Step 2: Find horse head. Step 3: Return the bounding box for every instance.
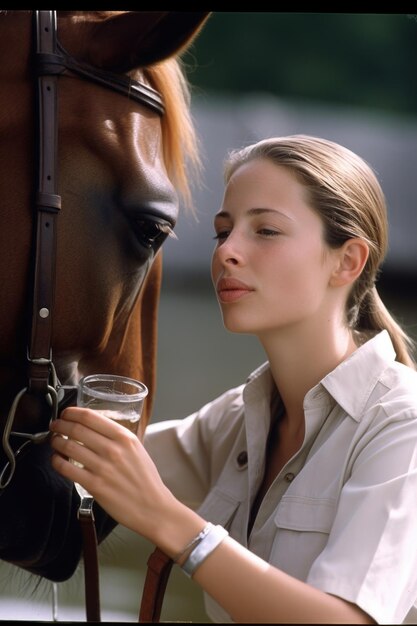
[0,10,209,581]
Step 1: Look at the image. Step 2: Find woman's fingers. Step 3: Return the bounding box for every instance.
[50,440,91,486]
[50,407,127,491]
[50,407,144,486]
[50,407,135,458]
[50,431,89,467]
[55,406,125,437]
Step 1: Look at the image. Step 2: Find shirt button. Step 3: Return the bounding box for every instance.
[236,451,248,468]
[284,472,295,482]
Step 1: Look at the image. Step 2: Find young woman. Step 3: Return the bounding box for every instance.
[50,135,417,624]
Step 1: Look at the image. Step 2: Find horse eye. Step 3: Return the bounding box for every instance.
[133,217,177,250]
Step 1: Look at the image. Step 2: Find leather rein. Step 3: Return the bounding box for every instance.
[1,10,172,622]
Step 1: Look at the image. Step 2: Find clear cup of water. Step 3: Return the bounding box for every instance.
[73,374,148,501]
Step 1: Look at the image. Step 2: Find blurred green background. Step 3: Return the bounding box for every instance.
[183,12,417,117]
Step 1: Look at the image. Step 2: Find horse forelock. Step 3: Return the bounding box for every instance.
[144,60,201,213]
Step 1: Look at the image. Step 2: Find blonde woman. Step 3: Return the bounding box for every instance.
[50,135,417,624]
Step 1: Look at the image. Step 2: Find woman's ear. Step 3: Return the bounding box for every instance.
[329,238,369,288]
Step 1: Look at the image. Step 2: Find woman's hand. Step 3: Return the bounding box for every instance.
[49,407,179,543]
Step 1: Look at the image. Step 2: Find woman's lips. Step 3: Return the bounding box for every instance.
[216,277,254,302]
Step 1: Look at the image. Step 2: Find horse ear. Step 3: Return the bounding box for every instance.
[88,11,211,72]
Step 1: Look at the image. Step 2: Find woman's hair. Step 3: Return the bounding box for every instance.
[224,135,415,368]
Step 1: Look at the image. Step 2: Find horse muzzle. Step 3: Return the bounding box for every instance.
[0,437,116,581]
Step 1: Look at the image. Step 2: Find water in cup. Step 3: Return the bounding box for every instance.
[71,374,148,502]
[86,408,141,433]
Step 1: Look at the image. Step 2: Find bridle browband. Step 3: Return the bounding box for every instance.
[0,11,173,622]
[0,10,165,491]
[36,22,166,116]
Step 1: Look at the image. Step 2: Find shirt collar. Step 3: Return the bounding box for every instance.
[320,330,396,421]
[244,330,396,423]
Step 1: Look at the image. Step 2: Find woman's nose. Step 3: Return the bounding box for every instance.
[215,234,244,266]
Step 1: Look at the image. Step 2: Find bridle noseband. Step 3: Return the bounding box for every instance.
[0,10,165,490]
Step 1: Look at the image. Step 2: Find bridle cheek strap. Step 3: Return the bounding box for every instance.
[29,11,61,393]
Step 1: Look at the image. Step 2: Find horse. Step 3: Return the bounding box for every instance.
[0,9,210,589]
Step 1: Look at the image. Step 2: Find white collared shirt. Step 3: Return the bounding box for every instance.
[145,331,417,624]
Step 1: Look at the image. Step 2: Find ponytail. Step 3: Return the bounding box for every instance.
[358,287,416,369]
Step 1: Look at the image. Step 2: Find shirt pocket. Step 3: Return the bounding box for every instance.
[197,486,241,529]
[275,495,336,533]
[270,495,337,580]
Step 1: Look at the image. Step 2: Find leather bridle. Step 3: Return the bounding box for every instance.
[0,9,165,491]
[0,10,172,622]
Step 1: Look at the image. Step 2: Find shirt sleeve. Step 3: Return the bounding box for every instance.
[307,409,417,624]
[144,384,245,510]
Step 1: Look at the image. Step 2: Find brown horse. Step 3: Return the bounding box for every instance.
[0,10,209,583]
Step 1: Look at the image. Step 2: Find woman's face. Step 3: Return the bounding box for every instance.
[211,158,340,340]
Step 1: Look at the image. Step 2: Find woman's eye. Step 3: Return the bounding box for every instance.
[257,228,280,237]
[213,230,230,241]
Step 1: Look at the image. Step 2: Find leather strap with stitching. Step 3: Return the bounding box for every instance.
[29,10,61,393]
[139,548,173,622]
[79,511,101,622]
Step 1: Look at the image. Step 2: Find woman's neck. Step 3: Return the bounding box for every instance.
[260,322,357,427]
